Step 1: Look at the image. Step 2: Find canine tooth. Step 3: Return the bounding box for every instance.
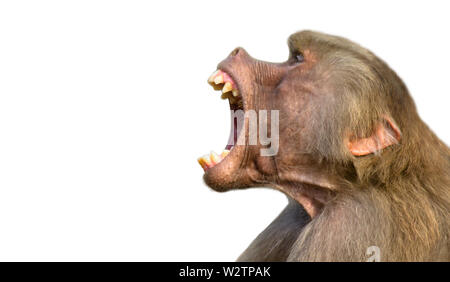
[210,151,221,165]
[203,154,212,164]
[197,154,212,171]
[197,159,208,170]
[214,74,224,84]
[232,90,239,97]
[208,70,219,83]
[221,92,231,100]
[222,82,232,93]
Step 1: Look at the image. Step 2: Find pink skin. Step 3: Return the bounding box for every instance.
[212,70,237,89]
[221,71,237,89]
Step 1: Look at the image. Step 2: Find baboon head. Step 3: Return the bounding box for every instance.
[198,30,418,217]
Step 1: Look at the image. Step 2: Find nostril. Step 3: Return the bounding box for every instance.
[230,47,241,57]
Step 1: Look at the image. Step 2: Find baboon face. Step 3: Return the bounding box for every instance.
[197,31,449,261]
[199,31,404,195]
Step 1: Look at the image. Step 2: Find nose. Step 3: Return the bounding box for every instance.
[229,47,248,58]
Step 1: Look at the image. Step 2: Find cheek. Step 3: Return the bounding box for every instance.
[253,155,278,176]
[275,77,314,111]
[275,87,314,133]
[273,88,318,155]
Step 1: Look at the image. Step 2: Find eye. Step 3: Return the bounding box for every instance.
[290,52,304,65]
[295,53,304,63]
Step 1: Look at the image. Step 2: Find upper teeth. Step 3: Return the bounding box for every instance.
[222,82,232,93]
[208,70,240,98]
[214,75,223,84]
[207,70,219,83]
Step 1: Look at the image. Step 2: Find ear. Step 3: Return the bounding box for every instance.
[347,117,401,156]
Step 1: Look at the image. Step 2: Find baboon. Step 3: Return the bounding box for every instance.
[198,30,449,261]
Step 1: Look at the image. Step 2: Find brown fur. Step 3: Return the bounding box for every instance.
[204,30,450,261]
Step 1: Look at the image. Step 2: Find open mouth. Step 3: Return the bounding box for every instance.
[197,69,244,171]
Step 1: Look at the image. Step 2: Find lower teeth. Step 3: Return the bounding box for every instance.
[197,149,230,171]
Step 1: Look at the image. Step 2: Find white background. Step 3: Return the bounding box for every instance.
[0,1,449,261]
